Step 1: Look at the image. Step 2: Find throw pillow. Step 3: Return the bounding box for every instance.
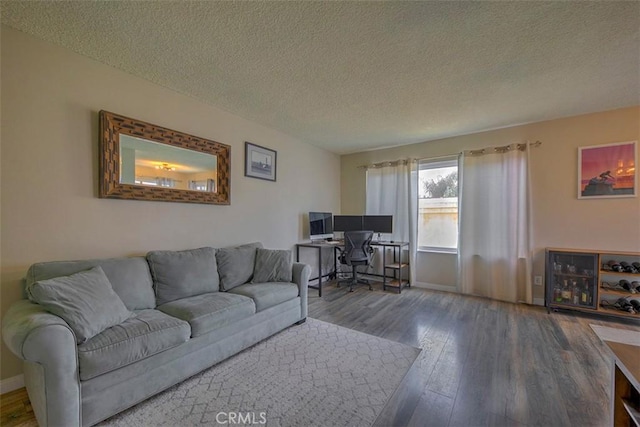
[28,266,134,344]
[216,242,263,291]
[252,248,293,283]
[147,247,219,306]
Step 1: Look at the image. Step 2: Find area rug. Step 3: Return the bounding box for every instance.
[99,318,420,427]
[590,324,640,346]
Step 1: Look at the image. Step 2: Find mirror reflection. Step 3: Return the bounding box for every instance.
[119,135,217,193]
[100,110,230,205]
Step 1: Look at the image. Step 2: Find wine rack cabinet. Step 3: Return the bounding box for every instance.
[546,248,640,320]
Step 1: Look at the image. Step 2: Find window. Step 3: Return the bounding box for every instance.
[418,157,459,252]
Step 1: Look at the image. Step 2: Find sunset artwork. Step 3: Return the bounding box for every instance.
[578,141,637,198]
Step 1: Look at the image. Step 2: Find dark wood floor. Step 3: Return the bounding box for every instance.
[3,283,638,427]
[308,281,640,427]
[0,387,34,427]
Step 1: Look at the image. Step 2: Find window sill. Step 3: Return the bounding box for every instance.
[418,247,458,255]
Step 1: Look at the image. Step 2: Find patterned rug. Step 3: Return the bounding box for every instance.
[100,318,420,427]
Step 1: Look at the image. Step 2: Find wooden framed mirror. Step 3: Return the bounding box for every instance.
[99,111,230,205]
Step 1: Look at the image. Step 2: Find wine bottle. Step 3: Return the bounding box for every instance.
[581,279,590,305]
[620,280,636,293]
[620,262,634,273]
[572,280,580,305]
[561,280,571,302]
[554,281,562,303]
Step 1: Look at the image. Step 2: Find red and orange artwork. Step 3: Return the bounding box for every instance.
[579,141,636,198]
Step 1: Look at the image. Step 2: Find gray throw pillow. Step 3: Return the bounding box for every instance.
[147,247,219,306]
[216,242,263,291]
[28,266,134,344]
[252,248,293,283]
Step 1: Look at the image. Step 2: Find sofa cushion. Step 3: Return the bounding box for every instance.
[157,292,256,337]
[228,283,299,312]
[77,309,190,381]
[28,266,134,344]
[216,242,263,291]
[147,247,219,305]
[26,257,155,310]
[252,248,293,283]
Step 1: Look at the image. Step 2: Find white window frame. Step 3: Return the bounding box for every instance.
[418,156,459,254]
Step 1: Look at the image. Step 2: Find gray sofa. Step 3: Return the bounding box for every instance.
[2,243,310,427]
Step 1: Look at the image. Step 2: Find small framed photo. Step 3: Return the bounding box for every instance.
[578,141,637,199]
[245,141,277,182]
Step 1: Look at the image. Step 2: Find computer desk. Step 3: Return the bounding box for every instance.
[295,241,340,297]
[295,240,410,297]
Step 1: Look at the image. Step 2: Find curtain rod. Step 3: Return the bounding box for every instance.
[465,140,542,156]
[358,158,417,170]
[359,140,542,169]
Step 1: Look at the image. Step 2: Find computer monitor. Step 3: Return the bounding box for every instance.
[363,215,393,234]
[309,212,333,241]
[333,215,364,232]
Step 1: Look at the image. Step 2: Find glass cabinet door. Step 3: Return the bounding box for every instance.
[546,250,598,310]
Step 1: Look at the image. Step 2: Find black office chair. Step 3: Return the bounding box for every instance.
[337,230,374,292]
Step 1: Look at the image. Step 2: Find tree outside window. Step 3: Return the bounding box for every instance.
[418,158,459,252]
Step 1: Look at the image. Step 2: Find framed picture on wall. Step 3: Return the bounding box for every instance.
[245,141,277,182]
[578,141,637,199]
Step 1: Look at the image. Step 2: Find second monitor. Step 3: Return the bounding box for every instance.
[333,215,393,234]
[333,215,363,232]
[363,215,393,234]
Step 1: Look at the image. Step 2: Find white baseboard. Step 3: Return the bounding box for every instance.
[413,283,548,308]
[0,374,24,394]
[412,281,458,293]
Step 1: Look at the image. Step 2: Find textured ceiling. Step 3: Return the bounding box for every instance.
[2,1,639,154]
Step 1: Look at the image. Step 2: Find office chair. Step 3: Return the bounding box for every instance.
[337,230,374,292]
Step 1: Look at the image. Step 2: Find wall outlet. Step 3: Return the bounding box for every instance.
[534,275,543,286]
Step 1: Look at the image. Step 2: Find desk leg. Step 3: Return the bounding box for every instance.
[395,247,401,294]
[382,248,387,291]
[296,245,323,297]
[317,248,322,297]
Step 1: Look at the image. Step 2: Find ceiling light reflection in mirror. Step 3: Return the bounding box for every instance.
[119,134,218,193]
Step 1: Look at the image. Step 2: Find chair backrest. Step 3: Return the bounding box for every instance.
[342,230,374,265]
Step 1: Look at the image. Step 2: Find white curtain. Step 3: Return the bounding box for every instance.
[365,160,418,285]
[458,144,533,304]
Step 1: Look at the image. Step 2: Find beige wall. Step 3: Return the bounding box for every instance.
[2,23,639,382]
[0,27,340,380]
[342,106,640,295]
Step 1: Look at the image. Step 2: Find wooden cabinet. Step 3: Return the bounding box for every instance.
[546,248,640,320]
[605,340,640,427]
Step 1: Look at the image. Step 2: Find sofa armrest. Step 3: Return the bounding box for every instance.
[292,263,310,319]
[3,300,74,357]
[2,300,81,427]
